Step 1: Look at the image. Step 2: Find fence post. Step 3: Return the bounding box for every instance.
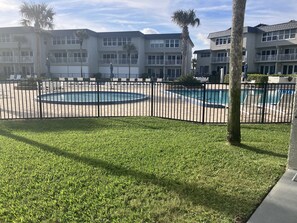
[261,83,267,123]
[150,80,154,117]
[97,79,100,118]
[202,83,206,124]
[38,80,43,119]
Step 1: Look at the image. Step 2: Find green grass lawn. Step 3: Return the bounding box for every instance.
[0,117,291,222]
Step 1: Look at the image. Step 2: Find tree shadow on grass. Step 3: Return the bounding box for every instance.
[237,143,287,159]
[0,129,254,218]
[0,117,167,133]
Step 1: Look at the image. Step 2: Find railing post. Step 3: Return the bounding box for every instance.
[261,83,268,123]
[38,80,43,119]
[150,80,154,117]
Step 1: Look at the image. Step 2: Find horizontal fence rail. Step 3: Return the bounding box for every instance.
[0,79,295,124]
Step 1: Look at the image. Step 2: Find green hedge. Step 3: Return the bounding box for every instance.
[176,74,201,86]
[247,74,268,83]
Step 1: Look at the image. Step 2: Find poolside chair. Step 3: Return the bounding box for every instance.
[15,74,22,80]
[241,93,263,115]
[8,74,15,80]
[156,78,163,82]
[26,75,32,79]
[145,78,151,82]
[266,93,294,114]
[137,78,143,82]
[59,77,65,81]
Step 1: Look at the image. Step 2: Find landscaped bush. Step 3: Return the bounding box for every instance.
[224,74,229,83]
[15,78,38,90]
[247,74,268,83]
[176,74,201,87]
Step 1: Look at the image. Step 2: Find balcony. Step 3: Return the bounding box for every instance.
[0,56,33,63]
[50,57,88,64]
[165,59,182,65]
[147,59,164,66]
[255,53,297,62]
[98,59,138,65]
[211,57,229,63]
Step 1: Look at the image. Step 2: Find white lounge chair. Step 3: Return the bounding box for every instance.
[241,92,263,115]
[15,74,22,80]
[8,74,15,80]
[267,93,294,114]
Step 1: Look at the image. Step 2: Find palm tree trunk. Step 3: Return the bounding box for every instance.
[35,31,41,77]
[128,54,131,79]
[227,0,247,144]
[182,27,189,76]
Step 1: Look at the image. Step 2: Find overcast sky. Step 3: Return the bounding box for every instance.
[0,0,296,51]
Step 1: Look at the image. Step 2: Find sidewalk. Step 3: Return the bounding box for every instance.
[248,169,297,223]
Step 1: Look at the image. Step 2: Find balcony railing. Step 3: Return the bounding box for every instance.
[50,57,88,64]
[211,57,229,63]
[255,53,297,62]
[0,56,33,63]
[98,59,138,65]
[165,59,182,65]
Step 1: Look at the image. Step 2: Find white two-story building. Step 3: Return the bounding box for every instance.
[195,20,297,76]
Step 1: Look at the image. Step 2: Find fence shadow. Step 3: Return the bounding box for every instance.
[0,129,254,216]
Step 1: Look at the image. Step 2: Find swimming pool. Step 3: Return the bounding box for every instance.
[38,91,149,105]
[168,89,294,107]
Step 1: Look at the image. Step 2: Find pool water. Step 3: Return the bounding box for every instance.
[38,91,148,105]
[169,89,294,107]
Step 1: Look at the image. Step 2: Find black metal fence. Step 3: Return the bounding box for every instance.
[0,79,295,123]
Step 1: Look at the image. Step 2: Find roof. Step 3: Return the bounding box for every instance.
[193,49,211,54]
[97,31,144,38]
[51,29,98,37]
[208,20,297,39]
[256,20,297,32]
[0,26,35,34]
[208,26,257,39]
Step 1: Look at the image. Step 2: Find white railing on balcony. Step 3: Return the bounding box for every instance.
[211,57,229,63]
[255,53,297,62]
[50,57,88,64]
[98,59,138,65]
[147,59,164,65]
[255,55,277,62]
[165,59,182,65]
[278,53,297,61]
[0,56,33,63]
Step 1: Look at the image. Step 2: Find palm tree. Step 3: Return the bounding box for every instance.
[75,30,89,77]
[227,0,247,144]
[172,9,200,76]
[123,42,137,79]
[13,35,27,75]
[20,2,55,77]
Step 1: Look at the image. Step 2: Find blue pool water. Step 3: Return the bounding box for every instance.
[38,91,148,105]
[169,89,295,107]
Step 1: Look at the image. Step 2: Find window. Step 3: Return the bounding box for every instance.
[165,39,180,48]
[21,51,33,57]
[53,36,66,45]
[103,37,131,47]
[201,53,210,57]
[66,36,79,44]
[103,53,117,63]
[215,36,231,45]
[0,34,10,43]
[262,29,296,42]
[150,40,164,48]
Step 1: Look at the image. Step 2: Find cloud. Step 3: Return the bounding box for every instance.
[141,28,159,34]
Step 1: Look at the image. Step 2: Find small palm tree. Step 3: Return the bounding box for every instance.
[20,2,55,77]
[13,35,27,75]
[123,42,137,79]
[75,30,89,77]
[172,9,200,76]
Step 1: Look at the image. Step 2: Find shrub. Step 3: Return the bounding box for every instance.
[224,74,229,83]
[176,74,201,87]
[247,74,268,83]
[91,73,102,79]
